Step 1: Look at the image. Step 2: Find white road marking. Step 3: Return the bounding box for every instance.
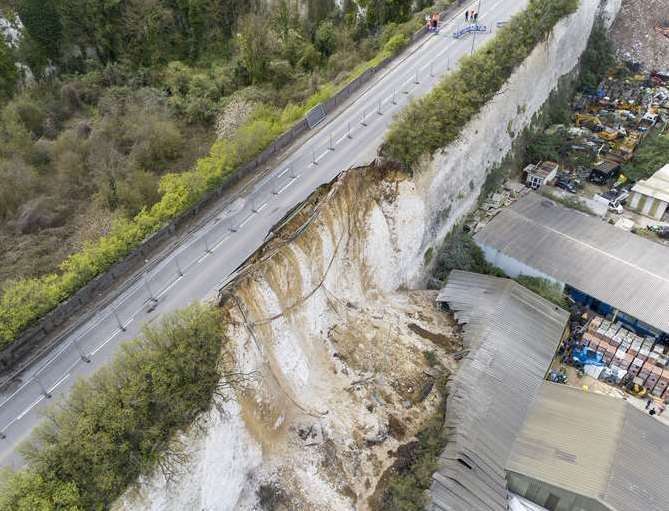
[16,396,44,422]
[277,179,296,195]
[91,318,133,356]
[239,214,254,228]
[213,234,231,251]
[48,373,70,393]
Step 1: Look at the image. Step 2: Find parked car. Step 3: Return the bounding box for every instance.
[555,176,577,193]
[593,189,628,214]
[648,225,669,239]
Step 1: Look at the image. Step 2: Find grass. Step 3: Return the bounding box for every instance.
[540,189,596,216]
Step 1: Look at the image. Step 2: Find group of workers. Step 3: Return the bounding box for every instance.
[465,9,479,23]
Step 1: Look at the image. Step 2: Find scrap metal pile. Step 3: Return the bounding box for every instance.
[541,69,669,191]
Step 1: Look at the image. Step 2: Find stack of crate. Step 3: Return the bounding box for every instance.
[583,315,669,399]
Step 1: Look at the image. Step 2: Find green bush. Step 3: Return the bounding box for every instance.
[622,132,669,182]
[383,0,580,168]
[432,230,506,282]
[515,275,568,309]
[0,304,222,510]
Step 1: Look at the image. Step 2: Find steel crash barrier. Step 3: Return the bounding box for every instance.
[452,24,488,38]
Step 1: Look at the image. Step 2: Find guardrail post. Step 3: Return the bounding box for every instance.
[113,307,126,331]
[35,377,51,399]
[144,272,157,302]
[73,338,90,363]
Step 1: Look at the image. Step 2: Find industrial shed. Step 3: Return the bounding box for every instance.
[627,164,669,220]
[431,272,669,511]
[473,192,669,337]
[507,383,669,511]
[431,271,569,511]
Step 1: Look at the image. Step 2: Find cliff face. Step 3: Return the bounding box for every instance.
[117,1,623,509]
[119,167,461,510]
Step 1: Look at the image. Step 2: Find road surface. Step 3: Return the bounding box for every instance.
[0,0,527,468]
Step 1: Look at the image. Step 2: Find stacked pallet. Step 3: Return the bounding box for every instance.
[583,316,669,398]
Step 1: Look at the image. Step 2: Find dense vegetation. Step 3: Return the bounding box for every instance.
[622,131,669,181]
[0,304,223,510]
[0,0,444,348]
[431,230,505,282]
[382,0,580,168]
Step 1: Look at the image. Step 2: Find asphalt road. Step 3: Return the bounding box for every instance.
[0,0,527,468]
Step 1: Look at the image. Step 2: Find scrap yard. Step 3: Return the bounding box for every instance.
[522,67,669,235]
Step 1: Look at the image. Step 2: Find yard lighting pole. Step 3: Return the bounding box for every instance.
[35,377,51,399]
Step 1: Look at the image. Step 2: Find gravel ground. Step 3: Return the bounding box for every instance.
[610,0,669,70]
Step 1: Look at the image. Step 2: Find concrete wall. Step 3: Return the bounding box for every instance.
[408,0,623,283]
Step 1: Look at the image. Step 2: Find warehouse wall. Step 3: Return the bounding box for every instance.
[477,244,566,289]
[507,472,610,511]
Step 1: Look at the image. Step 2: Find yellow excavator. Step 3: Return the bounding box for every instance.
[574,113,604,131]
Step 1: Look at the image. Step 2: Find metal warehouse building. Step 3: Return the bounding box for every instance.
[473,192,669,338]
[431,271,569,511]
[508,383,669,511]
[431,271,669,511]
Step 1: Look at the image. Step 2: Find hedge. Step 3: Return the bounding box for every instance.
[0,7,430,350]
[383,0,580,168]
[0,304,222,510]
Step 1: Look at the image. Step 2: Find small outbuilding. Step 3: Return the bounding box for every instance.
[627,163,669,220]
[524,161,559,189]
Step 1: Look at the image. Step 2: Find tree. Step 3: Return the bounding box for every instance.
[315,20,336,57]
[0,38,17,99]
[0,471,83,511]
[236,13,275,84]
[16,0,62,60]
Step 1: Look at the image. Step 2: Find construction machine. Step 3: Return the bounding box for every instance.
[596,128,622,142]
[574,114,604,131]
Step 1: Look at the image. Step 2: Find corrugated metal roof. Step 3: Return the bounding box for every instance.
[473,192,669,333]
[508,383,669,511]
[431,271,568,511]
[631,164,669,203]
